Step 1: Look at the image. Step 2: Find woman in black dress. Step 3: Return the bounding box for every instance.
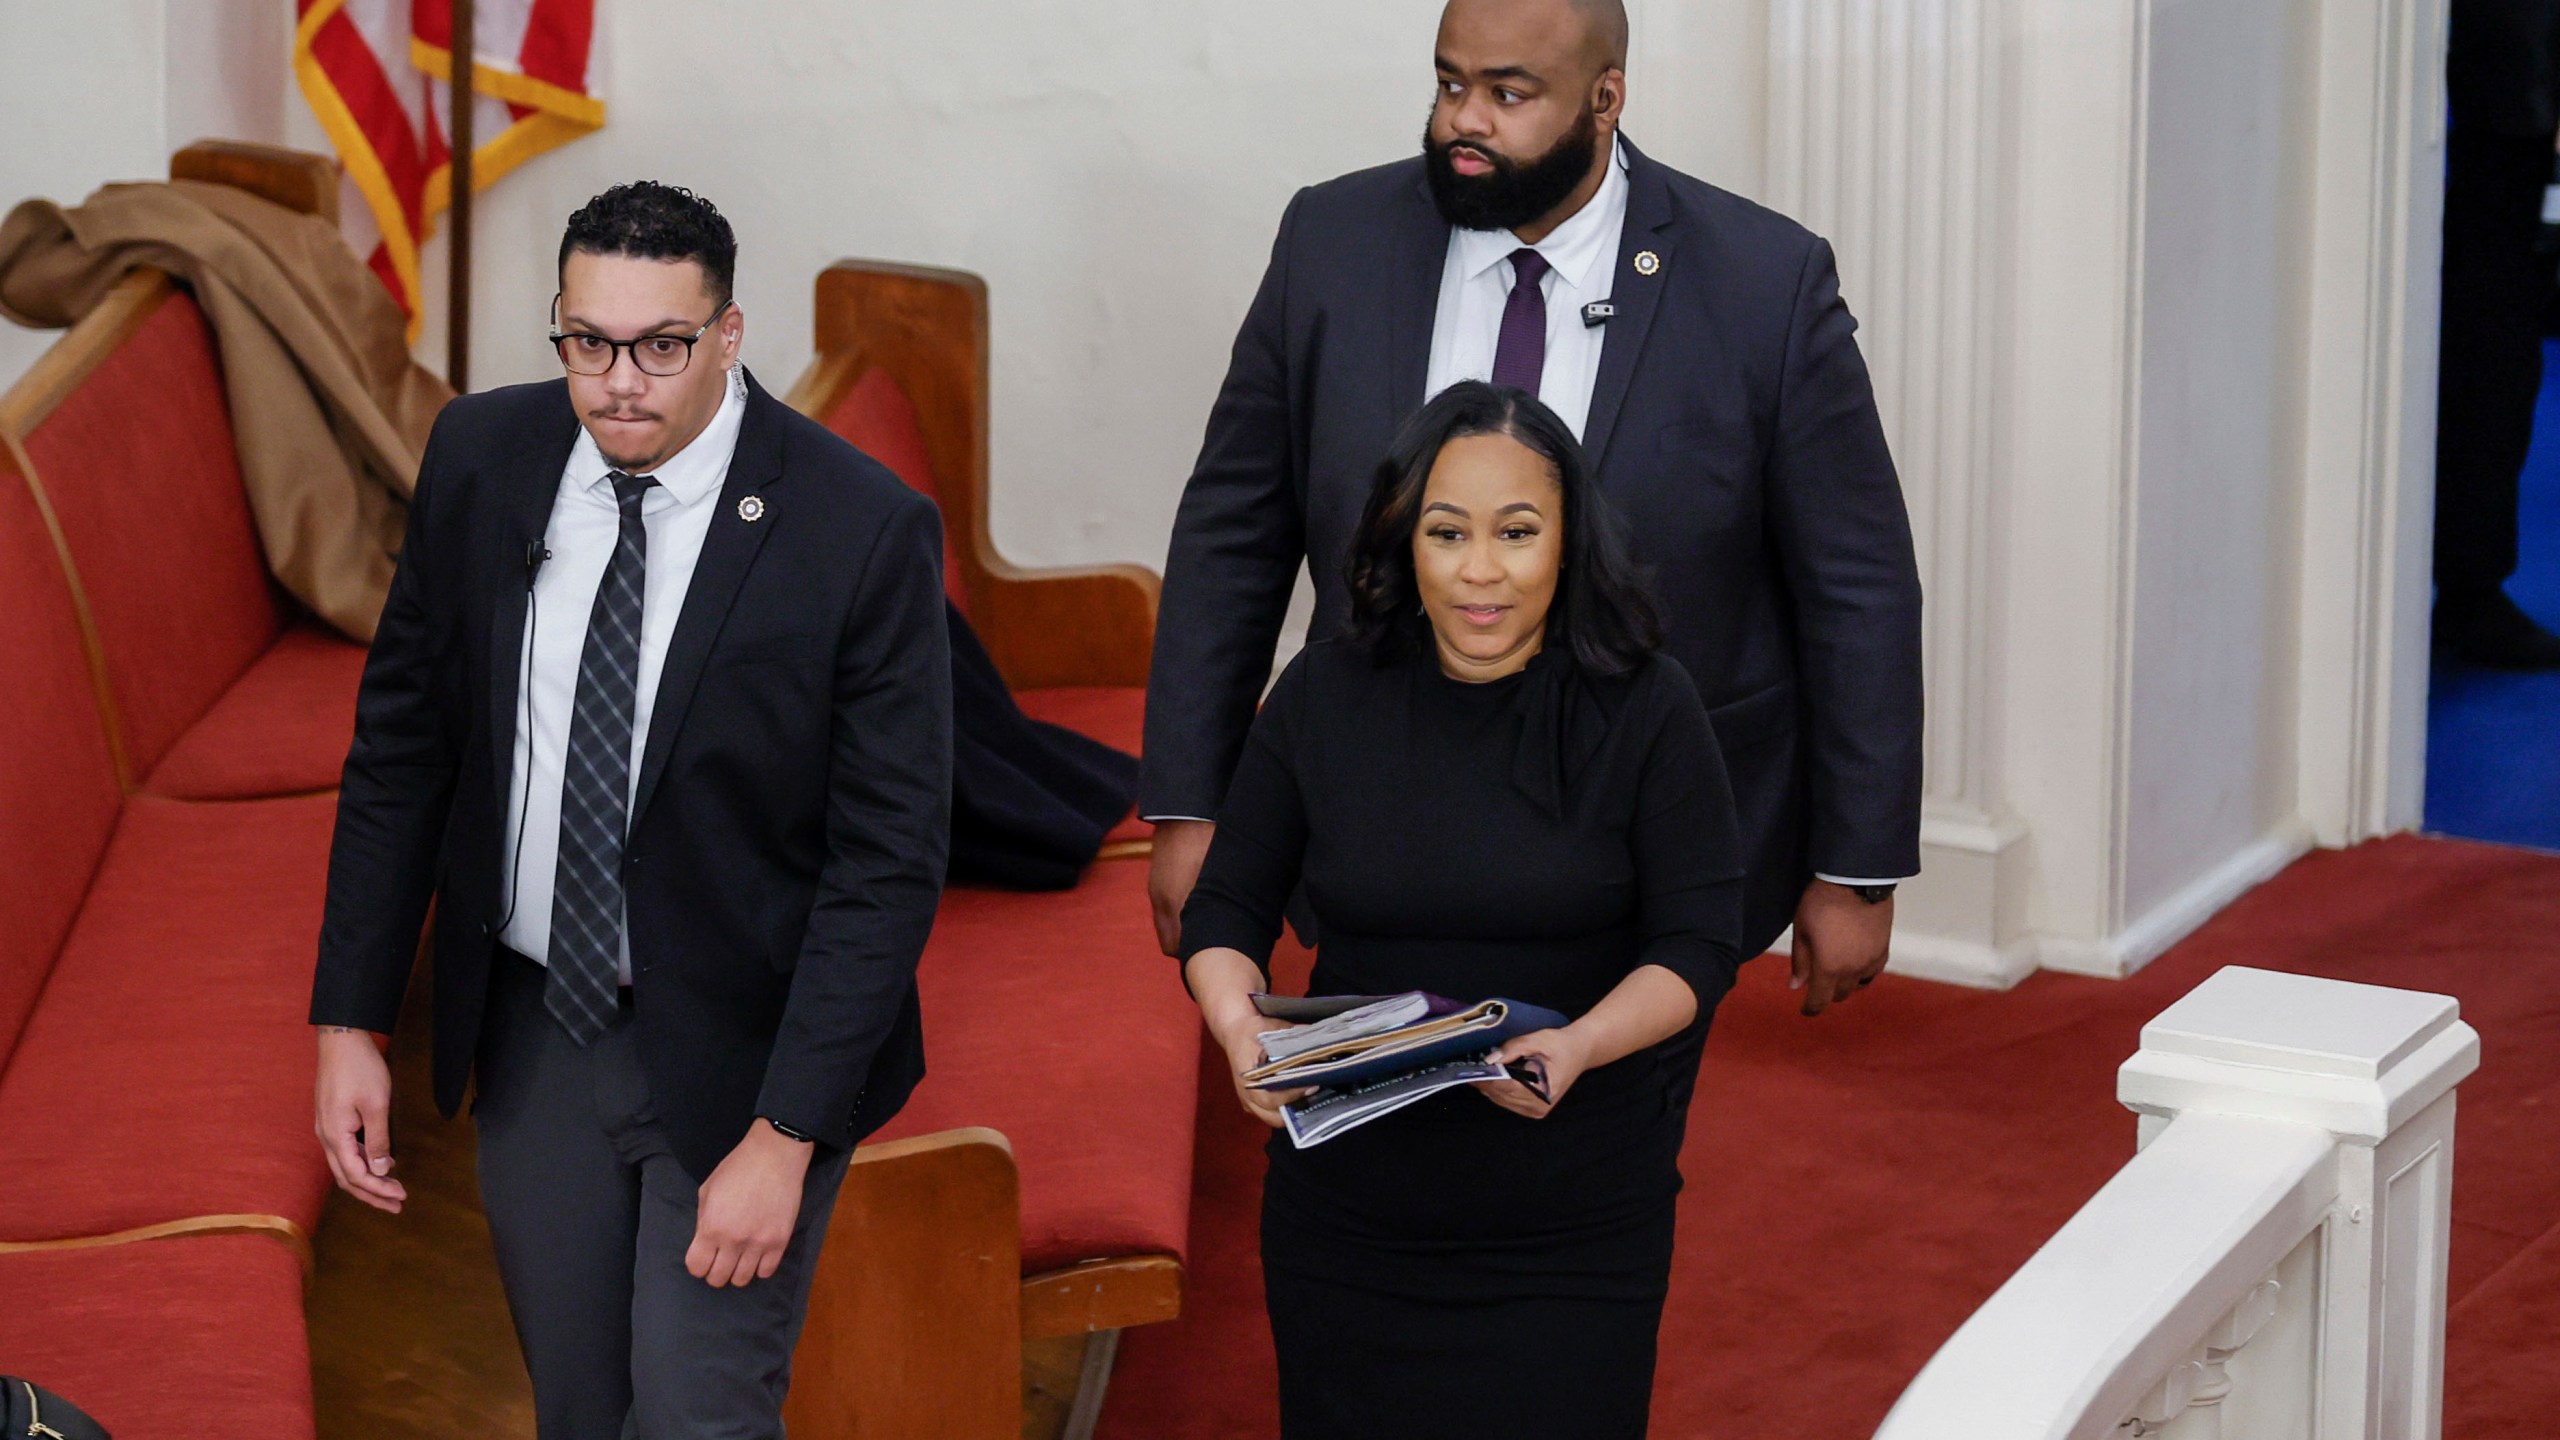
[1178,381,1745,1438]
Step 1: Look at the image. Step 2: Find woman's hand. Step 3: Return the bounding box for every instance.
[1217,1016,1313,1130]
[1483,966,1698,1119]
[1185,945,1311,1129]
[1481,1026,1596,1119]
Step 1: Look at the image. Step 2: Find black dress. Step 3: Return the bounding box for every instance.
[1179,639,1744,1439]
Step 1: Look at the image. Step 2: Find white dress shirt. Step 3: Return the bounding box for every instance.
[1423,136,1631,439]
[499,366,749,977]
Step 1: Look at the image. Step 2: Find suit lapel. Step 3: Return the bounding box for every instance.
[1386,168,1453,420]
[487,384,582,824]
[628,371,786,828]
[1581,140,1678,472]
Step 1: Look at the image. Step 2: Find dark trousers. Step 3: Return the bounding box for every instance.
[473,951,854,1439]
[2438,126,2559,595]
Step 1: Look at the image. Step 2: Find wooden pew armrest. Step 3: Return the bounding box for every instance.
[788,1127,1192,1437]
[1021,1253,1184,1339]
[973,561,1159,691]
[790,1127,1023,1439]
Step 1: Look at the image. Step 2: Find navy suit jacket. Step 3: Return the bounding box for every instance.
[1141,139,1923,953]
[310,372,952,1180]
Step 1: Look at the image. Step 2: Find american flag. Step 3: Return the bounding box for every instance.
[293,0,604,338]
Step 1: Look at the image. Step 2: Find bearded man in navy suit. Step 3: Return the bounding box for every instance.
[1142,0,1924,1020]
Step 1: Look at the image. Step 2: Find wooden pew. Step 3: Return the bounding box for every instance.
[783,263,1191,1439]
[782,261,1159,690]
[0,137,350,1440]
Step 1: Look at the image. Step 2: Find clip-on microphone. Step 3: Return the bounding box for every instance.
[494,534,551,936]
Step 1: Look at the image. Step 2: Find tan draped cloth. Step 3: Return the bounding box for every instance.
[0,179,452,641]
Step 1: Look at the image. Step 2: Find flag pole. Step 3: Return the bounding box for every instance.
[447,0,475,393]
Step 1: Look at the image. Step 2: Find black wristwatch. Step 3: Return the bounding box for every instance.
[1849,883,1898,906]
[761,1117,817,1143]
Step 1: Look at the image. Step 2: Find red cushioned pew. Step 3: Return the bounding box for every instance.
[0,143,352,1439]
[779,262,1197,1437]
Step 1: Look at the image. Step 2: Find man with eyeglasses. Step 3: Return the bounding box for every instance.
[309,181,952,1436]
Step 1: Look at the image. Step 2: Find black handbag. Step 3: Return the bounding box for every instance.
[0,1378,109,1440]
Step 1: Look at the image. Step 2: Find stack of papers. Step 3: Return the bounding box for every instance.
[1247,991,1569,1148]
[1276,1057,1512,1148]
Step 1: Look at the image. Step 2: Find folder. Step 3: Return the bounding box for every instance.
[1244,992,1569,1092]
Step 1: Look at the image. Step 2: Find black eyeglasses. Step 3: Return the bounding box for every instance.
[550,299,732,377]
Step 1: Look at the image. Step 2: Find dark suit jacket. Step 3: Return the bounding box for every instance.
[310,372,952,1181]
[2452,0,2560,137]
[1141,139,1923,953]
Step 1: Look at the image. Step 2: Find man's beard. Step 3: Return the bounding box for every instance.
[1423,105,1601,232]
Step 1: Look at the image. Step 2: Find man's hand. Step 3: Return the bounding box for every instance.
[1790,880,1894,1017]
[1148,818,1216,956]
[315,1026,406,1213]
[687,1119,815,1288]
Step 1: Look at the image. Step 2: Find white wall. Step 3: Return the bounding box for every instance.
[0,0,170,391]
[166,0,291,154]
[2122,0,2312,922]
[274,0,1761,579]
[0,0,1757,582]
[0,0,286,392]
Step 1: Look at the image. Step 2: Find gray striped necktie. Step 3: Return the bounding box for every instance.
[546,469,655,1043]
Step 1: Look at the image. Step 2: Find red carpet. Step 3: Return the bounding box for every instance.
[1098,834,2560,1437]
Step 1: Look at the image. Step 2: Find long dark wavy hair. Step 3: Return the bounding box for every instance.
[1343,381,1662,675]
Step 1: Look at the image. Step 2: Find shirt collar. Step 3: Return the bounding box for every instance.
[566,364,749,506]
[1452,135,1631,291]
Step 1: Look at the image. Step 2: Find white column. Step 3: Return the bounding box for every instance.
[1769,2,2438,984]
[1766,0,2033,986]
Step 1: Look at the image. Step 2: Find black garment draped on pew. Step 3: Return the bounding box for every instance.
[946,600,1139,890]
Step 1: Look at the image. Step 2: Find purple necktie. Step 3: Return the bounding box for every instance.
[1490,247,1552,396]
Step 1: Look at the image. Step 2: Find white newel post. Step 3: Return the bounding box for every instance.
[2116,968,2480,1439]
[1874,966,2479,1439]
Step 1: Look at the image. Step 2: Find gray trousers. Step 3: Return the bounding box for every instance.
[474,950,855,1440]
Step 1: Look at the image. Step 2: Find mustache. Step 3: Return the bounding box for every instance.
[586,406,663,422]
[1436,138,1510,171]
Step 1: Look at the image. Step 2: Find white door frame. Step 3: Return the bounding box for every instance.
[2295,0,2447,846]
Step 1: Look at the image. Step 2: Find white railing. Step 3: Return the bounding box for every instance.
[1876,966,2480,1440]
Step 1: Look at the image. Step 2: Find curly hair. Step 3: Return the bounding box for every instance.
[557,181,736,304]
[1343,381,1661,675]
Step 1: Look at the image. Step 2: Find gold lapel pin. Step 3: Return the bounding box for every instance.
[1633,250,1661,277]
[738,495,766,523]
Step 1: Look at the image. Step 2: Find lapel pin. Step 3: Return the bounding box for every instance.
[1633,250,1661,277]
[737,495,766,523]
